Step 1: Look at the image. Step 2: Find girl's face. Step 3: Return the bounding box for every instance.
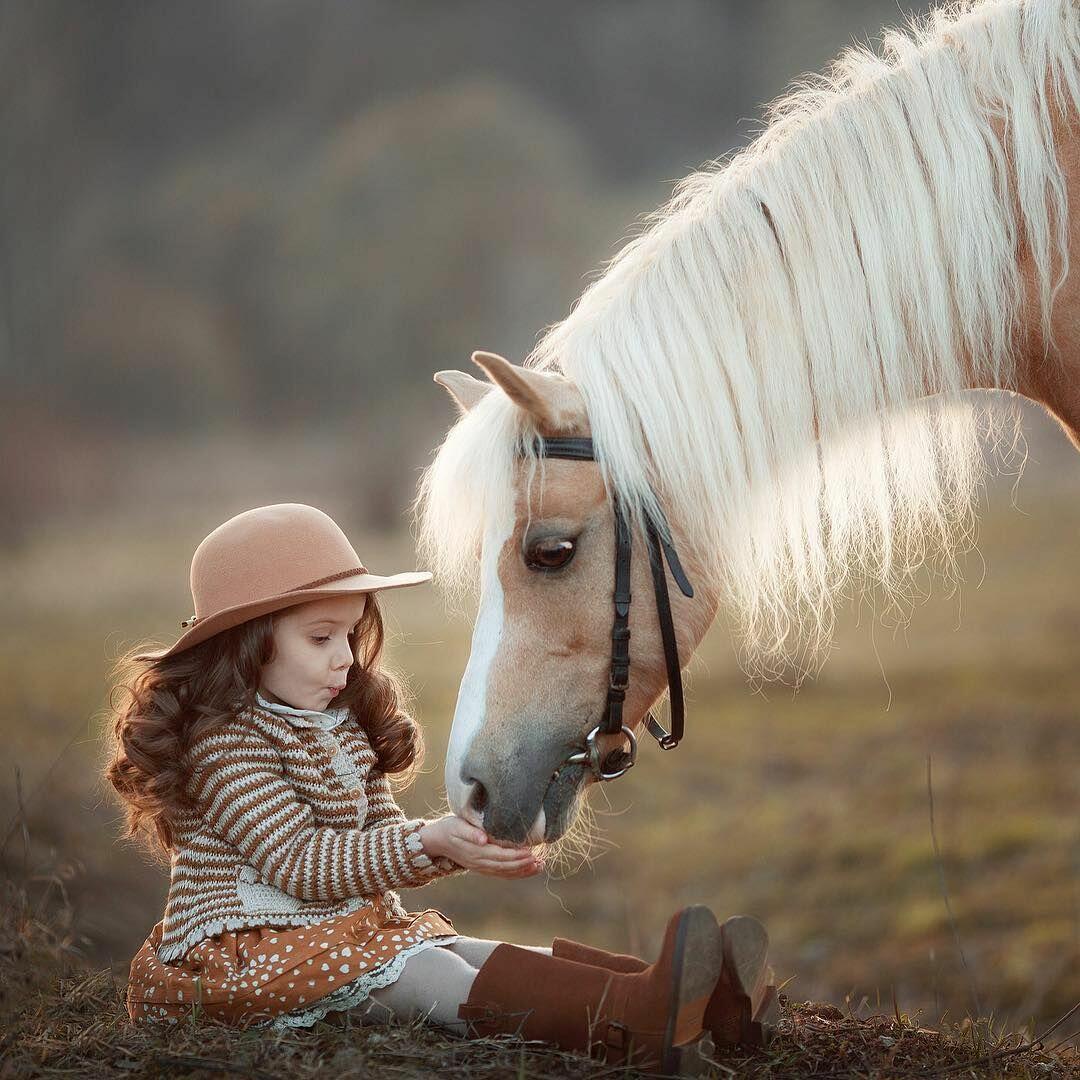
[259,593,368,711]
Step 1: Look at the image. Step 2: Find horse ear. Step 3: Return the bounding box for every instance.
[433,369,491,415]
[471,350,582,431]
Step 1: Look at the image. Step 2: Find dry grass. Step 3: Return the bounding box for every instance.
[1,875,1077,1079]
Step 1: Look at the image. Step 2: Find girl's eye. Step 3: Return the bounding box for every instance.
[524,536,576,571]
[312,624,360,645]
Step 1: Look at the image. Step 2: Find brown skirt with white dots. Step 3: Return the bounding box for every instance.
[126,895,457,1030]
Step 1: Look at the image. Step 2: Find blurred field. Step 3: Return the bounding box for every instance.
[1,400,1078,1040]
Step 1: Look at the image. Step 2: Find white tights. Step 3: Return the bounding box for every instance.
[354,937,552,1032]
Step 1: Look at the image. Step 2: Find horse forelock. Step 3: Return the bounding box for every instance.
[418,0,1077,680]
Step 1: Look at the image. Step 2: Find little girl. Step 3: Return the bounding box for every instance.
[107,503,776,1074]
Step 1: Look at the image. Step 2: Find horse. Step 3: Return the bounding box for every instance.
[415,0,1080,845]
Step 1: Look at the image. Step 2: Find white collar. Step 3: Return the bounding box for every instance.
[255,691,349,732]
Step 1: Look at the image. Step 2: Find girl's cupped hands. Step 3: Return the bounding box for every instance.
[419,815,544,877]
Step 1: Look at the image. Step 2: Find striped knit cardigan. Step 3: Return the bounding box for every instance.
[154,696,463,963]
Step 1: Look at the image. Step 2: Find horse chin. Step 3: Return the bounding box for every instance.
[541,763,589,842]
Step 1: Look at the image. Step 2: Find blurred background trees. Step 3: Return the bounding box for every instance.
[2,0,946,537]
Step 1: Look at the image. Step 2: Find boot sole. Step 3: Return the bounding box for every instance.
[720,916,774,1047]
[721,915,769,998]
[661,905,724,1076]
[751,980,780,1047]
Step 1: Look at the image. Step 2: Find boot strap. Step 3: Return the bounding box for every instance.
[457,1001,497,1024]
[457,1000,531,1036]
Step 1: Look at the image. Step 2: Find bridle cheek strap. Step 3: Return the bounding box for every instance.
[604,491,632,734]
[643,516,688,750]
[531,436,694,775]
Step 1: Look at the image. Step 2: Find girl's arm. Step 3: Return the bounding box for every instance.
[186,720,458,903]
[363,766,466,877]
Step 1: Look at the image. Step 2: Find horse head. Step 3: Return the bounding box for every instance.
[427,351,719,845]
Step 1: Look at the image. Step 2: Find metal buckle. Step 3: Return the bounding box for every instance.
[566,724,637,780]
[603,1018,630,1050]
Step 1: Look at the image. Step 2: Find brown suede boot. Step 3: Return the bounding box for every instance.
[458,905,723,1075]
[551,914,779,1049]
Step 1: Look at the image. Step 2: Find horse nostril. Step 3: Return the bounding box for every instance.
[466,778,488,816]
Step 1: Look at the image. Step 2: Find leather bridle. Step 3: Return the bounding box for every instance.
[530,436,694,781]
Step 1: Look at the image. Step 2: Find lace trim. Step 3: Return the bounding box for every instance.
[256,934,460,1031]
[403,822,466,878]
[403,822,435,871]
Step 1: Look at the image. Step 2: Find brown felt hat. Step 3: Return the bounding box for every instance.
[134,503,432,661]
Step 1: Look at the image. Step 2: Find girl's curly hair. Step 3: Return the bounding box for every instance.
[104,593,423,862]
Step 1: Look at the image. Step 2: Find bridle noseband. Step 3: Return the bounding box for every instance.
[529,436,694,781]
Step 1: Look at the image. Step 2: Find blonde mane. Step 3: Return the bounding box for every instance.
[417,0,1080,679]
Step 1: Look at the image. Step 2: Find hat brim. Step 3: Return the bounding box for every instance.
[133,570,432,661]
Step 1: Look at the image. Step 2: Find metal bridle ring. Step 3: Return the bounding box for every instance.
[566,724,638,780]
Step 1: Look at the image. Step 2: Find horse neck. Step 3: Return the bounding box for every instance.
[528,1,1080,673]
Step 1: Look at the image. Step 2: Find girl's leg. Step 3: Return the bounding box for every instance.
[352,938,553,1031]
[360,944,480,1031]
[356,910,725,1070]
[444,936,552,968]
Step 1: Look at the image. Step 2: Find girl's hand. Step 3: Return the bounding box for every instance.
[420,815,544,878]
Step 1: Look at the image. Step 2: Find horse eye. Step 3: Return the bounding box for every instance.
[525,537,576,571]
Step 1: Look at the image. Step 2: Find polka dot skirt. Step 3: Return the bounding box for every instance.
[126,895,456,1028]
